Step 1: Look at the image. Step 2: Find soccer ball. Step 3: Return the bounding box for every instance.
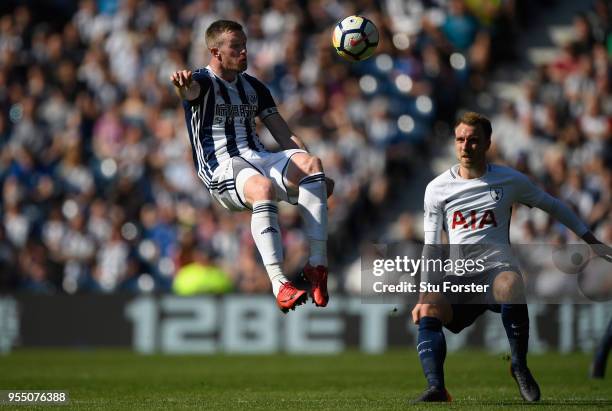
[332,15,379,61]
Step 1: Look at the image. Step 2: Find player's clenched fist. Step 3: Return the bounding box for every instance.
[171,70,200,100]
[171,70,192,88]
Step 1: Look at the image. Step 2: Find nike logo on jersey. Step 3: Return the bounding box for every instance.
[261,227,278,235]
[451,210,498,230]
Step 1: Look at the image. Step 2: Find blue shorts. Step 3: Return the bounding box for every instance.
[442,266,518,334]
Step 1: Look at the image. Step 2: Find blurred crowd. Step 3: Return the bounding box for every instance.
[486,3,612,247]
[371,0,612,297]
[1,0,591,295]
[491,2,612,297]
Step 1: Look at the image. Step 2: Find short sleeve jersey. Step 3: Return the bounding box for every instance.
[182,66,278,188]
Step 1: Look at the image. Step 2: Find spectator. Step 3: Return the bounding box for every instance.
[0,0,604,297]
[173,244,232,295]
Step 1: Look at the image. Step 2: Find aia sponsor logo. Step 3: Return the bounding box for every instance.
[451,210,498,230]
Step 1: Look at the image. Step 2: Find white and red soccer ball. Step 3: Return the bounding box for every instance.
[332,15,379,62]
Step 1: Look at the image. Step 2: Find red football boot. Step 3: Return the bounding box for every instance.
[302,264,329,307]
[276,282,307,313]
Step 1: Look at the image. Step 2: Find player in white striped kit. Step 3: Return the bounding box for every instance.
[171,20,332,313]
[411,112,612,402]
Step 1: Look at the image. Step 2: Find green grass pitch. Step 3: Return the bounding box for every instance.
[0,350,610,410]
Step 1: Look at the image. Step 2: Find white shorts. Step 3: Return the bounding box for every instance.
[209,149,306,212]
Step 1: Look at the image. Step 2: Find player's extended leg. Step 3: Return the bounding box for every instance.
[493,271,540,401]
[411,295,453,403]
[240,171,306,313]
[591,317,612,379]
[284,152,329,306]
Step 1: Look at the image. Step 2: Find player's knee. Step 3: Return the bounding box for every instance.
[257,178,276,199]
[246,176,275,201]
[493,271,524,303]
[292,154,323,179]
[303,155,324,176]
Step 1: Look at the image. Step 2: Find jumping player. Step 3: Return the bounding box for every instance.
[171,20,332,312]
[411,112,612,402]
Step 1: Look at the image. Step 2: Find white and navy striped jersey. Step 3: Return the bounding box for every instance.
[182,66,277,188]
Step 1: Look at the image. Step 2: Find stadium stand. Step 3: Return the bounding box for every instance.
[0,0,609,297]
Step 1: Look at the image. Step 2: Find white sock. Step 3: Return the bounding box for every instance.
[266,262,286,296]
[251,200,287,296]
[297,173,328,267]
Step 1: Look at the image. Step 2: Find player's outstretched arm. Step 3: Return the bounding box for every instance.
[516,172,597,244]
[526,183,612,262]
[170,70,201,101]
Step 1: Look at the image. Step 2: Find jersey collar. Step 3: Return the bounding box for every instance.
[206,65,238,85]
[452,163,491,180]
